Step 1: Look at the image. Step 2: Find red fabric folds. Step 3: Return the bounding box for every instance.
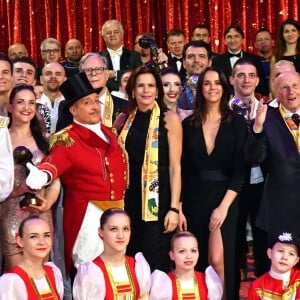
[0,0,299,65]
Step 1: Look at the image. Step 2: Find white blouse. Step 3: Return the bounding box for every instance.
[0,262,64,300]
[73,252,151,300]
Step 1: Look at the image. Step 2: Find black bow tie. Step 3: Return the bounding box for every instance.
[291,113,300,127]
[172,56,182,62]
[228,52,242,58]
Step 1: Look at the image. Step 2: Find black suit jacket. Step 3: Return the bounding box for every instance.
[99,48,142,92]
[212,51,268,96]
[245,108,300,233]
[167,54,187,84]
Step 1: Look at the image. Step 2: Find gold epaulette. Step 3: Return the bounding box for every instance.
[0,116,10,128]
[49,125,74,149]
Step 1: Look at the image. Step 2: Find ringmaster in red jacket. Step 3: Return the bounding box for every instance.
[25,72,127,273]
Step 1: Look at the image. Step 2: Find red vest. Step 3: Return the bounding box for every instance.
[168,271,208,300]
[93,256,140,299]
[10,265,60,300]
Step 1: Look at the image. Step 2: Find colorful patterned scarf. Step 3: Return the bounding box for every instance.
[118,101,160,221]
[279,104,300,153]
[103,93,114,127]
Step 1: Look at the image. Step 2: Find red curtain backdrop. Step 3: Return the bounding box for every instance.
[0,0,299,65]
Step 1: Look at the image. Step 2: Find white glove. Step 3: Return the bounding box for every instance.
[26,163,49,190]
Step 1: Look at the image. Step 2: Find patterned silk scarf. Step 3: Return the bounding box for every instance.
[279,104,300,153]
[118,102,160,221]
[103,93,114,127]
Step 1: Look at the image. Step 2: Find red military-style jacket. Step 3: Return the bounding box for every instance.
[40,122,127,272]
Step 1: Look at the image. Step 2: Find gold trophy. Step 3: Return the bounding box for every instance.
[13,146,42,208]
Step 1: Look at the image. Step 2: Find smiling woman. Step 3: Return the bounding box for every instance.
[181,67,248,299]
[0,215,64,299]
[117,66,183,273]
[0,84,60,271]
[272,18,300,73]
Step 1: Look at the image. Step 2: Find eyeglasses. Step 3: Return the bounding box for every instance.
[42,49,60,54]
[83,67,107,76]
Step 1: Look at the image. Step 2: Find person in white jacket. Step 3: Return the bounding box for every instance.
[0,116,13,202]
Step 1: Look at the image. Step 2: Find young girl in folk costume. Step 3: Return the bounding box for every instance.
[0,215,63,299]
[73,208,151,300]
[150,231,223,300]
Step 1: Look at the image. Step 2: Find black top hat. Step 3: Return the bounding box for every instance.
[59,72,102,107]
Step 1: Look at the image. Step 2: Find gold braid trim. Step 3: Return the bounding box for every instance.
[0,116,10,127]
[49,125,74,149]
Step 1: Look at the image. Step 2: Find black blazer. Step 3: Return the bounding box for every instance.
[212,51,268,96]
[99,48,142,92]
[245,108,300,233]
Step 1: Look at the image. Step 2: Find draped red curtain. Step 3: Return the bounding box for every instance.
[0,0,299,65]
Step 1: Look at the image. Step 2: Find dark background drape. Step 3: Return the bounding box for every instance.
[0,0,299,64]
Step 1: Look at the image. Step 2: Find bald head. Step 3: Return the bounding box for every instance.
[274,71,300,112]
[8,43,28,61]
[272,60,296,81]
[65,39,84,63]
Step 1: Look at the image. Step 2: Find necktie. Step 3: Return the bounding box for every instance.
[291,113,300,127]
[228,52,242,58]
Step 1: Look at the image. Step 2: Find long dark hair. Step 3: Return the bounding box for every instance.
[192,67,232,126]
[274,18,300,61]
[8,84,49,154]
[126,66,166,112]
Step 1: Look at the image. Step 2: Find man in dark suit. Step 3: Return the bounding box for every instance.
[246,70,300,238]
[213,25,268,96]
[167,28,187,83]
[56,53,128,131]
[99,19,142,92]
[191,24,219,59]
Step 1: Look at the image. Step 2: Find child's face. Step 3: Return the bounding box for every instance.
[267,242,299,273]
[169,236,199,272]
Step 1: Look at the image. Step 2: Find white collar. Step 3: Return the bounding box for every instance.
[73,120,109,143]
[281,105,300,117]
[107,46,123,53]
[269,267,291,290]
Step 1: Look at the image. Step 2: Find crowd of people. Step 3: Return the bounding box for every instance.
[0,17,300,299]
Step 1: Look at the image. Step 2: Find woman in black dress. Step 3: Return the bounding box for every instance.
[181,67,247,299]
[118,66,182,272]
[272,18,300,73]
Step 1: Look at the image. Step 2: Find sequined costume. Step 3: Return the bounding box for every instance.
[0,147,53,256]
